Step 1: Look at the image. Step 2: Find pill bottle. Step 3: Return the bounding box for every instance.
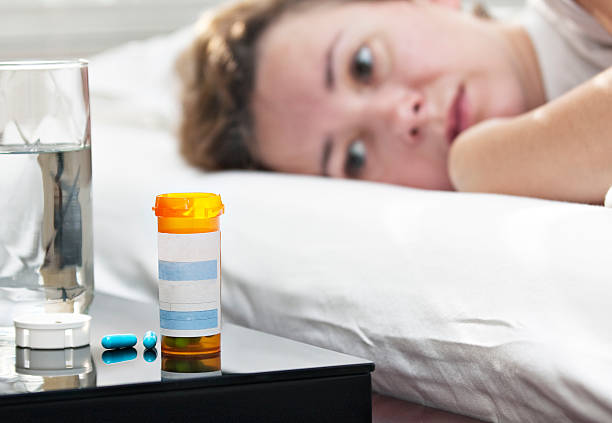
[153,193,224,356]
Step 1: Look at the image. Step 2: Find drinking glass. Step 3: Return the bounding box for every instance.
[0,60,94,340]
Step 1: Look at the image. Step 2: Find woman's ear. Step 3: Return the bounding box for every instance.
[430,0,461,10]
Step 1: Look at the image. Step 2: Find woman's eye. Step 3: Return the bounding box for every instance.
[350,45,374,84]
[344,139,367,178]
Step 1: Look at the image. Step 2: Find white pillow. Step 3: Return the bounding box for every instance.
[216,172,612,423]
[90,25,196,131]
[92,115,612,422]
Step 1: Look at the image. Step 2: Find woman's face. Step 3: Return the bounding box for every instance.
[253,0,526,189]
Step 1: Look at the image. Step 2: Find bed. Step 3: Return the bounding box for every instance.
[90,24,612,423]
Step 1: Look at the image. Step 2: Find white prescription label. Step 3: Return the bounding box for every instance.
[157,232,220,337]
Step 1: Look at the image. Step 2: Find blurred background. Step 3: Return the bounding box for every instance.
[1,0,525,60]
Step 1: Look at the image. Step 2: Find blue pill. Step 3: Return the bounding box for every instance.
[143,348,158,363]
[101,334,137,349]
[143,330,157,349]
[102,347,137,364]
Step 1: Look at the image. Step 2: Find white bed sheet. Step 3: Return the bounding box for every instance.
[90,27,612,423]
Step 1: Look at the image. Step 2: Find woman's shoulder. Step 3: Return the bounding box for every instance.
[520,0,612,100]
[573,0,612,35]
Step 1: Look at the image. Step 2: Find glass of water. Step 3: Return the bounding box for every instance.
[0,60,93,339]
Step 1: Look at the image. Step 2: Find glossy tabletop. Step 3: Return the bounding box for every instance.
[0,292,373,399]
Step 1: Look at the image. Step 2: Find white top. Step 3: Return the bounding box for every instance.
[521,0,612,100]
[14,313,91,349]
[14,313,91,330]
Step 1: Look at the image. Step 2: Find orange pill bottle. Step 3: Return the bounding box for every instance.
[153,193,224,357]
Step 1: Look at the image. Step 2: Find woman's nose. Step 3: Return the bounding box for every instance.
[372,89,426,145]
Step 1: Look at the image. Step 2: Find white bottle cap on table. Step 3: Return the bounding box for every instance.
[14,313,91,349]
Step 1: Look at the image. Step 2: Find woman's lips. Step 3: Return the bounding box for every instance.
[446,83,469,144]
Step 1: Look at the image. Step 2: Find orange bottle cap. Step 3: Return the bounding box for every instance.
[153,193,224,218]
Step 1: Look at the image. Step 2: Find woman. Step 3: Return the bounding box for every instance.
[178,0,612,204]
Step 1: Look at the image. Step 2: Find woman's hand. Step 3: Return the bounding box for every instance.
[448,67,612,204]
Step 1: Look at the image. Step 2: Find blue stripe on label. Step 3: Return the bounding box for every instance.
[158,260,217,281]
[160,309,218,330]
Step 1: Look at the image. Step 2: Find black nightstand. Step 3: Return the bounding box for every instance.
[0,292,374,422]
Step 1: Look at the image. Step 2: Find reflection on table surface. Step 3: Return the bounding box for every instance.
[161,352,221,380]
[0,346,96,395]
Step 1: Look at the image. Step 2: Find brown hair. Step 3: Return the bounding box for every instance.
[177,0,319,171]
[177,0,488,171]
